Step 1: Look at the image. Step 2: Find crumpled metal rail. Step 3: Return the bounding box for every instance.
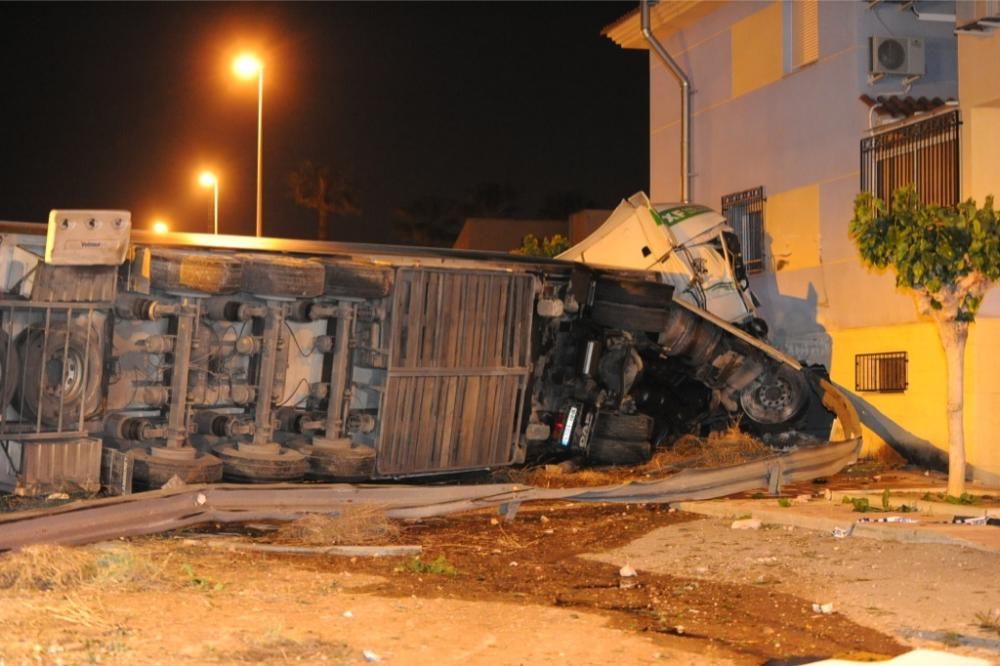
[0,437,860,551]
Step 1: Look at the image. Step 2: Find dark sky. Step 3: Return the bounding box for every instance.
[0,2,647,243]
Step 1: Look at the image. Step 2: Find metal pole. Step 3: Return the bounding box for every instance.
[256,67,264,237]
[641,0,692,203]
[213,180,219,235]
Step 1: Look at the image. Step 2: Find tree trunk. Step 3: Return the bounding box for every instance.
[934,318,968,497]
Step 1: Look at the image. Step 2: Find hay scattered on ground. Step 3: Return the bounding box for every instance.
[274,507,398,546]
[522,425,775,489]
[0,544,165,592]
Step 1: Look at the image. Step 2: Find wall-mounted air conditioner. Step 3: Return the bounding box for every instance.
[869,37,925,76]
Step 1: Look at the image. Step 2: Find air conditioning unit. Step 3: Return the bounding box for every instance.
[869,37,925,76]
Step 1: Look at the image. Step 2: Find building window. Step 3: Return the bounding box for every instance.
[787,0,819,71]
[860,109,961,208]
[721,186,766,274]
[855,351,908,393]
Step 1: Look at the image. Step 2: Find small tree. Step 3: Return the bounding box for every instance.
[288,161,361,241]
[512,233,569,257]
[850,186,999,496]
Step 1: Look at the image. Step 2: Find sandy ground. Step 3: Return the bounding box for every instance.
[591,517,1000,662]
[0,501,994,665]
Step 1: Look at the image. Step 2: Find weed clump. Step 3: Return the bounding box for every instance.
[396,555,458,576]
[0,544,164,592]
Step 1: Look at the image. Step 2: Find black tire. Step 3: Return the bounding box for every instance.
[594,412,654,441]
[150,249,243,294]
[129,449,224,490]
[739,364,810,431]
[294,442,376,481]
[213,443,308,482]
[320,259,394,299]
[0,330,20,411]
[14,324,104,427]
[239,255,325,299]
[590,300,672,333]
[588,436,652,467]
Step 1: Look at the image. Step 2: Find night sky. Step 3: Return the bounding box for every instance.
[0,2,647,243]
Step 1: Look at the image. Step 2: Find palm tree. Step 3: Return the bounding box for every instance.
[287,161,361,241]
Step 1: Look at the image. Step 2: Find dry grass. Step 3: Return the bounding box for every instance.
[0,544,166,592]
[523,425,774,489]
[274,506,398,546]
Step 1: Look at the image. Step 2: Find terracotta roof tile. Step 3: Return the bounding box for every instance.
[859,95,955,119]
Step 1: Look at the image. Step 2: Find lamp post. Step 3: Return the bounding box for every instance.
[198,171,219,234]
[233,53,264,237]
[152,219,169,234]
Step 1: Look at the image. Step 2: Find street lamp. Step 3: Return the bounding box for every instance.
[198,170,219,234]
[233,52,264,237]
[152,219,169,234]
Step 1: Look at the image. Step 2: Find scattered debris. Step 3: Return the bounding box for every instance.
[619,564,637,578]
[812,602,834,614]
[343,610,354,618]
[161,475,186,490]
[731,518,762,530]
[362,649,381,663]
[832,527,851,538]
[857,516,919,524]
[45,492,70,501]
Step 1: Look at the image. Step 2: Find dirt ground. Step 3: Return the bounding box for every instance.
[0,502,932,666]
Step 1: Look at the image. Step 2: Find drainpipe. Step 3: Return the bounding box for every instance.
[641,0,691,203]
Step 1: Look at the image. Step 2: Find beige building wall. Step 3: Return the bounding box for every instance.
[609,1,1000,482]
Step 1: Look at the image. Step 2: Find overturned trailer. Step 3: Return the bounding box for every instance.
[0,195,861,496]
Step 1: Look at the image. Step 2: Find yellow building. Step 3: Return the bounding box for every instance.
[605,1,1000,484]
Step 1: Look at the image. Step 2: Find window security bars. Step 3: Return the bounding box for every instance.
[860,110,961,209]
[721,186,766,273]
[855,351,908,393]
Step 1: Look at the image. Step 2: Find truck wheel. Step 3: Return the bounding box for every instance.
[239,255,325,299]
[590,301,672,333]
[588,436,652,466]
[320,260,393,299]
[129,449,224,490]
[594,412,653,441]
[150,249,243,294]
[739,364,809,430]
[14,324,104,427]
[0,331,19,411]
[213,443,308,482]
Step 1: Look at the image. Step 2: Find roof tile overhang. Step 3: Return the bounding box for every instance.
[602,1,723,49]
[860,94,956,119]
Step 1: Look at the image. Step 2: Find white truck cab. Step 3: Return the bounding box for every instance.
[558,192,759,328]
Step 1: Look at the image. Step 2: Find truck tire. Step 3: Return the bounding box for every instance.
[213,443,308,482]
[239,255,325,299]
[14,324,104,426]
[739,364,810,431]
[129,449,224,490]
[590,301,672,333]
[594,412,654,441]
[588,436,652,467]
[150,249,243,294]
[320,259,393,299]
[0,331,19,411]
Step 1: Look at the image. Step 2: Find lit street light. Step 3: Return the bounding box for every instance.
[233,52,264,237]
[198,170,219,234]
[152,219,169,234]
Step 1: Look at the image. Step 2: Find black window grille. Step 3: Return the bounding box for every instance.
[721,186,766,273]
[860,109,961,209]
[855,351,908,392]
